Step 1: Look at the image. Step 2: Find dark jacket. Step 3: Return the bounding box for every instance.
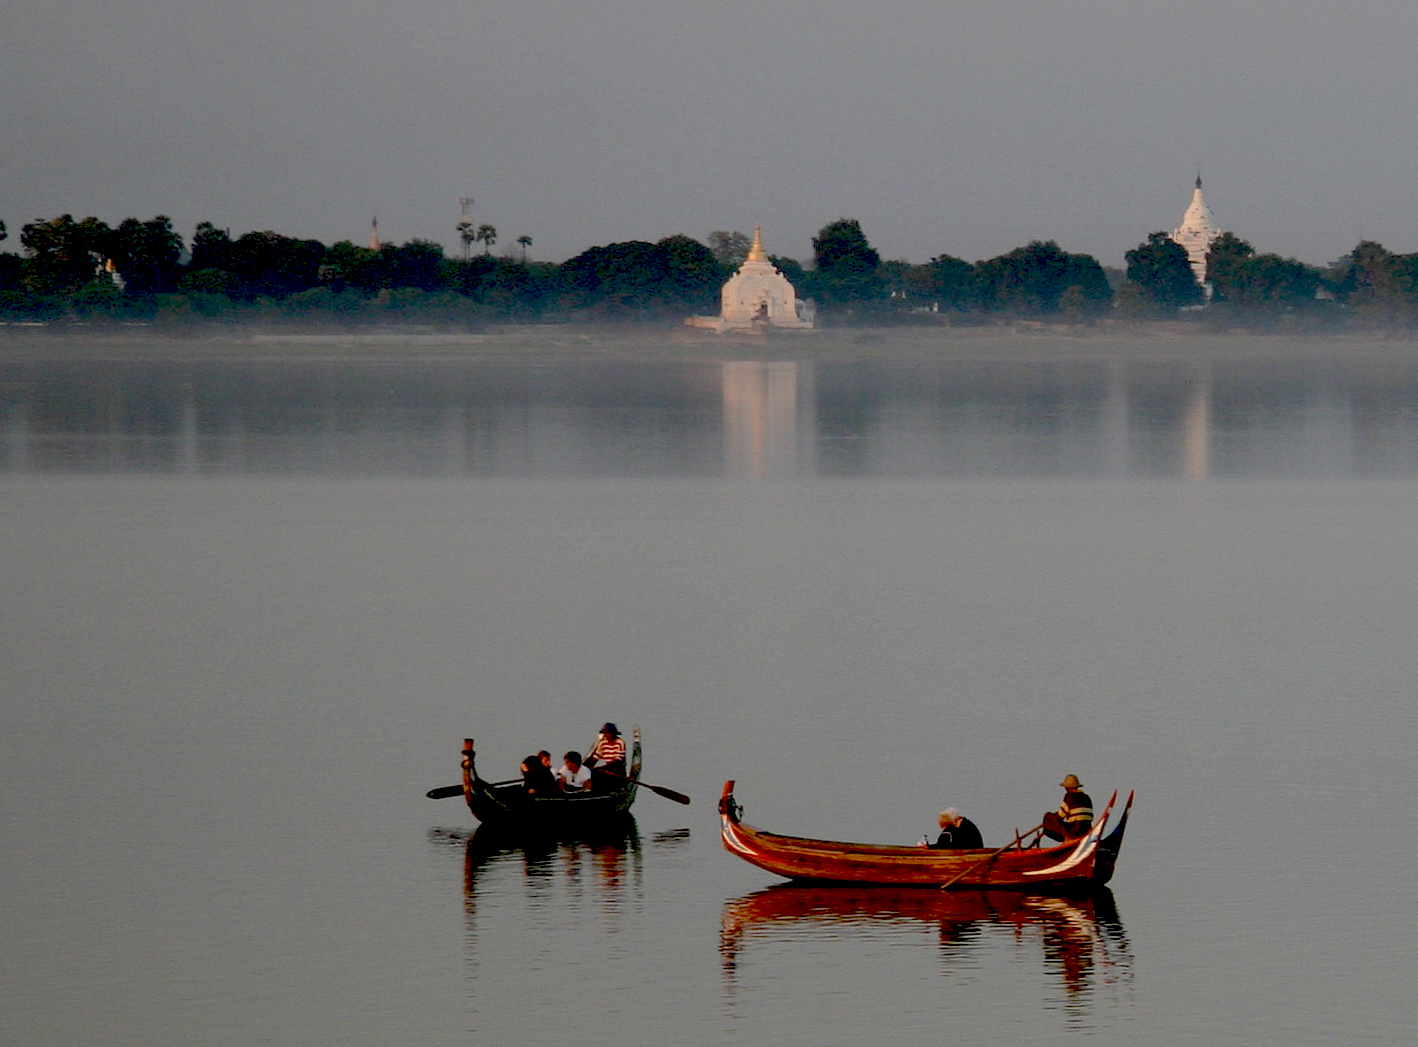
[522,760,558,796]
[930,817,983,850]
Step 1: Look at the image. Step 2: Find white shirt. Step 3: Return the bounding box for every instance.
[556,764,592,790]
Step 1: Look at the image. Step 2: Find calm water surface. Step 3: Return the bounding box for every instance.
[3,335,1415,1046]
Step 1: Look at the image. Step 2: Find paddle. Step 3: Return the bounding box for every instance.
[593,768,691,805]
[426,778,521,799]
[426,773,689,805]
[938,822,1044,890]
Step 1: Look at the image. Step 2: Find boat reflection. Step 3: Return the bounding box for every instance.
[721,885,1132,1018]
[429,822,697,941]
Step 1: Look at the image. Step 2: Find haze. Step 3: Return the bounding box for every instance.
[4,0,1416,269]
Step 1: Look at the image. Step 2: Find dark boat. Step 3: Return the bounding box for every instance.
[456,727,643,830]
[720,781,1133,890]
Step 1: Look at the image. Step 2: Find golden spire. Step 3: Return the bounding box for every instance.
[746,225,768,263]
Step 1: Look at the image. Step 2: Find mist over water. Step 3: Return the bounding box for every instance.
[3,334,1414,1047]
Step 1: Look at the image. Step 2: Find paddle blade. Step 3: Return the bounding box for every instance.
[641,782,691,805]
[426,784,464,799]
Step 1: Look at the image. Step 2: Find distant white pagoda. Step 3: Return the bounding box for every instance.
[1170,176,1221,286]
[687,226,814,333]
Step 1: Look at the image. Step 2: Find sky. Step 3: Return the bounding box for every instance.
[4,0,1418,269]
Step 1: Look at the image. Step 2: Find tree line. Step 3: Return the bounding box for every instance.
[2,213,1417,330]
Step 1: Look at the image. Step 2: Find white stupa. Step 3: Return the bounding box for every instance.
[1170,176,1221,286]
[687,227,814,333]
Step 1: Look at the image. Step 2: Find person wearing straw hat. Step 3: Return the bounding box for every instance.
[1042,773,1094,841]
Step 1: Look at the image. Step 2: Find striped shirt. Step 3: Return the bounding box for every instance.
[1058,789,1094,827]
[588,735,626,767]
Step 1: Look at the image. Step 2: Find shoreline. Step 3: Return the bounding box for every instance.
[3,320,1417,365]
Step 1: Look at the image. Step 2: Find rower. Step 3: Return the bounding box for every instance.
[1042,773,1094,841]
[585,722,627,790]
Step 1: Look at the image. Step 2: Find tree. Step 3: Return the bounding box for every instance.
[653,234,725,312]
[476,225,497,255]
[189,222,233,273]
[226,231,326,299]
[443,255,499,299]
[1228,254,1322,317]
[111,216,183,299]
[558,235,723,317]
[1204,232,1254,302]
[974,240,1112,318]
[1125,232,1203,313]
[925,253,977,311]
[516,235,533,263]
[707,230,751,269]
[20,214,114,297]
[810,218,882,307]
[560,240,663,316]
[1335,241,1417,327]
[770,255,807,290]
[382,239,445,292]
[320,240,380,292]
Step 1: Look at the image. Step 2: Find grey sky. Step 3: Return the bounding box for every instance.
[4,0,1416,269]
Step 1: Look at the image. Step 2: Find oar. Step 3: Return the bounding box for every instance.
[594,768,691,805]
[426,778,520,799]
[938,822,1044,890]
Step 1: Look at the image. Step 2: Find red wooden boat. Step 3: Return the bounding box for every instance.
[719,780,1132,890]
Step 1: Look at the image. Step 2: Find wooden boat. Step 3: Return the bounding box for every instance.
[457,727,643,830]
[719,780,1132,890]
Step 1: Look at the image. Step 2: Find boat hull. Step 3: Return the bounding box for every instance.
[719,781,1132,890]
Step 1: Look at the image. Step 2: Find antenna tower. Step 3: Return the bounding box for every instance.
[458,197,475,260]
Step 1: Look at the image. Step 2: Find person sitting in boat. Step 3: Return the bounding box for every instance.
[1042,773,1094,841]
[521,753,558,796]
[924,807,983,849]
[555,751,593,793]
[584,722,627,788]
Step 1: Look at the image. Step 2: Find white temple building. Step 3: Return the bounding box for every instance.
[687,227,814,333]
[1170,176,1221,287]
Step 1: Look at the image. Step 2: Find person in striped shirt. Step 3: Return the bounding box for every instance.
[1042,773,1094,841]
[585,722,627,789]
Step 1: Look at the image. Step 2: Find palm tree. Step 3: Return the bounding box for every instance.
[516,234,532,263]
[476,225,497,255]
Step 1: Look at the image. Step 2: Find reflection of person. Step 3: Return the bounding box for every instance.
[556,751,592,792]
[1042,774,1094,841]
[927,807,983,850]
[521,754,557,796]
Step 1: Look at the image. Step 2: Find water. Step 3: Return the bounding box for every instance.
[3,333,1416,1046]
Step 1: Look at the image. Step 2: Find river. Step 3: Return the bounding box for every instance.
[2,330,1414,1046]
